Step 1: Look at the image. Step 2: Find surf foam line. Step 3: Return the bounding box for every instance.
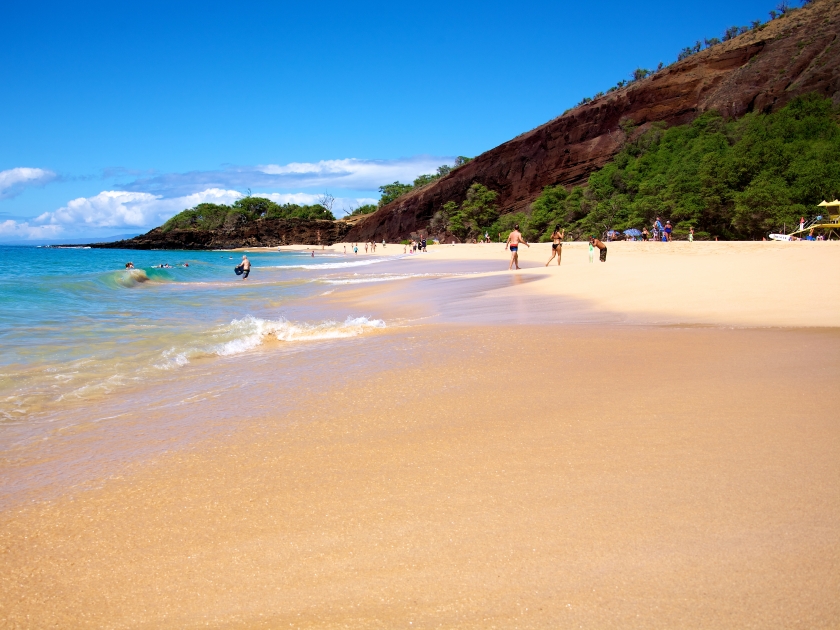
[257,256,406,271]
[321,272,481,285]
[155,315,386,368]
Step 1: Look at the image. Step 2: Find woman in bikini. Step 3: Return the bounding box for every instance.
[545,225,565,266]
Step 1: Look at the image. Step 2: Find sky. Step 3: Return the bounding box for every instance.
[1,0,778,242]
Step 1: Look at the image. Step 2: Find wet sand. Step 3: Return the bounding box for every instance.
[2,243,839,628]
[2,324,839,628]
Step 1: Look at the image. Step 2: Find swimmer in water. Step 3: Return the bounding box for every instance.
[125,262,134,269]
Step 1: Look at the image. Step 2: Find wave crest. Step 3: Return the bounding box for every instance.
[155,315,385,368]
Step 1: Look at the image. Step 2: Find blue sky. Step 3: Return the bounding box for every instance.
[1,0,776,241]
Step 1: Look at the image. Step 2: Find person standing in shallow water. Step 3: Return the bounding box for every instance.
[235,255,251,279]
[506,224,529,270]
[545,225,564,266]
[590,236,607,262]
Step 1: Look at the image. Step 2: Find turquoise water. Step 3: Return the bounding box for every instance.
[0,246,388,421]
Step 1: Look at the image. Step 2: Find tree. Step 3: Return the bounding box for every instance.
[454,156,472,167]
[439,184,499,238]
[317,191,335,215]
[233,196,278,218]
[413,173,438,187]
[378,182,414,206]
[437,164,452,177]
[348,204,378,217]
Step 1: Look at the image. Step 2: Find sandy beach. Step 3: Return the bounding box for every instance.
[2,242,839,628]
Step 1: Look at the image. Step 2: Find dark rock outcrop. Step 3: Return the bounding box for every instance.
[348,0,840,242]
[88,218,351,250]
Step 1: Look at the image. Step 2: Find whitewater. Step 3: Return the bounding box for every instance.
[0,246,394,422]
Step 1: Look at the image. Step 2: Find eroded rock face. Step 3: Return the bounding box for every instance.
[88,219,351,250]
[348,0,840,242]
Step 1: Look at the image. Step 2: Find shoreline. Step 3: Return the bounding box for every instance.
[2,243,839,627]
[2,323,839,627]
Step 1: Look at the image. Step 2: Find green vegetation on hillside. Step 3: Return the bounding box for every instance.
[430,183,500,238]
[348,204,378,217]
[162,197,335,232]
[376,156,472,207]
[574,0,810,109]
[435,95,840,241]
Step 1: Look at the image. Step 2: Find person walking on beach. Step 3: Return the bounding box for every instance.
[590,236,607,262]
[688,226,694,242]
[545,225,564,266]
[506,224,529,270]
[235,255,251,279]
[664,221,673,242]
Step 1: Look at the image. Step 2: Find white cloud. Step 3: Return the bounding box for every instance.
[0,167,57,199]
[257,156,451,190]
[33,188,379,234]
[118,156,453,196]
[37,188,244,229]
[0,219,63,240]
[254,192,377,214]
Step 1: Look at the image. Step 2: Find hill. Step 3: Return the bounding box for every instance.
[347,0,840,242]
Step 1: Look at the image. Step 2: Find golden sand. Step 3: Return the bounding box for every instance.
[2,243,839,628]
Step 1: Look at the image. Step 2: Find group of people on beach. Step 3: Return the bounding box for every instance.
[505,224,607,270]
[405,238,427,254]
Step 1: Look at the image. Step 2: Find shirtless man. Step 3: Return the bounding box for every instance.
[506,224,530,270]
[589,236,607,262]
[236,254,251,279]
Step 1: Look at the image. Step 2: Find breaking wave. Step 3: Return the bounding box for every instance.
[155,315,386,369]
[259,257,402,270]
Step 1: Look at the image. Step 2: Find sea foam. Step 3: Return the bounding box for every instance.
[155,315,386,368]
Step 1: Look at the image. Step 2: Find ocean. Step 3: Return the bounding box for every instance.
[0,245,395,424]
[0,243,555,504]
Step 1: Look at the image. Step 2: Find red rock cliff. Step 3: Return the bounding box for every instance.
[348,0,840,242]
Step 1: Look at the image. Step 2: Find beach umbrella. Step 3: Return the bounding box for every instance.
[624,228,642,237]
[818,200,829,206]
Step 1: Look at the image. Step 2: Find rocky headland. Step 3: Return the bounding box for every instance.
[88,0,839,249]
[347,0,840,242]
[88,218,351,250]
